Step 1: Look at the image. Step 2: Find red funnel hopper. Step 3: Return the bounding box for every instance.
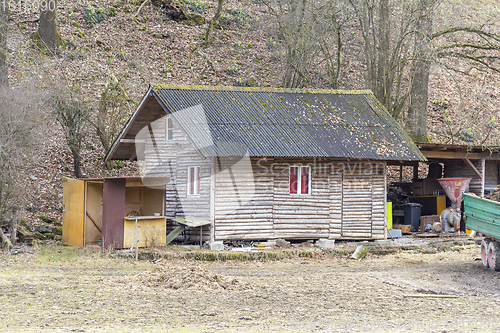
[437,177,472,203]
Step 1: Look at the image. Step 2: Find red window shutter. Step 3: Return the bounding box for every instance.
[290,167,298,194]
[301,167,309,194]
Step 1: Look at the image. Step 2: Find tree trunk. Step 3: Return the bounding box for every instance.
[376,0,389,106]
[71,147,81,178]
[204,0,224,44]
[407,0,433,142]
[0,2,8,86]
[32,0,64,53]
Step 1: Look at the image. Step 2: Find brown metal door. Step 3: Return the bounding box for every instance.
[102,178,126,249]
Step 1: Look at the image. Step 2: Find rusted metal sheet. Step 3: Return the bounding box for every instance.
[102,178,126,249]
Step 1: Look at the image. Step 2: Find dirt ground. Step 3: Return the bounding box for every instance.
[1,242,500,333]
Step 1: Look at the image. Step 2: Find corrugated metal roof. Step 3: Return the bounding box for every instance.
[147,85,425,161]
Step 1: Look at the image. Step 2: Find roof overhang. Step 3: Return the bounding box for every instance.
[416,142,500,160]
[106,87,167,161]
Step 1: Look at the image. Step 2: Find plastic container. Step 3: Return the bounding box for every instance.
[404,203,422,232]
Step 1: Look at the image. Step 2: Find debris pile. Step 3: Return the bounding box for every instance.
[486,187,500,202]
[124,264,249,292]
[387,184,409,209]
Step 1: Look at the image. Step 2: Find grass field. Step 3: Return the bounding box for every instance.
[1,243,500,332]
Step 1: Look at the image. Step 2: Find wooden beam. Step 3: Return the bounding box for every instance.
[120,139,146,144]
[463,158,483,180]
[422,150,480,159]
[422,150,500,160]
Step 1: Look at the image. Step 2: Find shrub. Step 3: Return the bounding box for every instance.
[183,0,208,14]
[83,6,109,27]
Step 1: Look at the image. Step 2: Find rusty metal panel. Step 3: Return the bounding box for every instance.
[102,178,126,249]
[62,177,85,247]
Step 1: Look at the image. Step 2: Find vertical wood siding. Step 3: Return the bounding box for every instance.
[329,167,342,239]
[444,159,485,196]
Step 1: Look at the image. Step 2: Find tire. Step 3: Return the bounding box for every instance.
[481,238,491,268]
[487,241,500,271]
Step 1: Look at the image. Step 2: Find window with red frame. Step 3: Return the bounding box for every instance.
[188,166,200,195]
[289,166,310,195]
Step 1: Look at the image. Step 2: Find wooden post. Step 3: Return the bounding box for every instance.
[134,218,138,261]
[481,159,485,198]
[412,162,419,181]
[210,156,216,243]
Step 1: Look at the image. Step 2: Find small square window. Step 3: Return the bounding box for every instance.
[188,166,200,196]
[290,166,310,195]
[166,117,173,140]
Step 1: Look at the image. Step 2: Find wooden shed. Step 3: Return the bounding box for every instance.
[106,85,425,241]
[416,143,500,197]
[62,177,167,249]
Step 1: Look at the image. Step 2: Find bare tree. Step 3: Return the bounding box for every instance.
[266,0,349,88]
[0,86,48,248]
[348,0,417,118]
[91,76,137,154]
[0,1,7,85]
[52,92,89,178]
[406,0,434,141]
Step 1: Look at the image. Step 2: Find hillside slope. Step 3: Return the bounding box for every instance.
[4,0,500,229]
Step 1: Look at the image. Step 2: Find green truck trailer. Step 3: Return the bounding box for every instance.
[463,193,500,271]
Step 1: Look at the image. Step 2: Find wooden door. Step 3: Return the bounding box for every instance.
[102,178,126,249]
[62,177,85,247]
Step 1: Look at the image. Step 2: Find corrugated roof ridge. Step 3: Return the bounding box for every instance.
[150,84,373,95]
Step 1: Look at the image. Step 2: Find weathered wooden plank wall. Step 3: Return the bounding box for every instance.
[444,159,485,196]
[329,165,342,239]
[144,116,212,242]
[371,170,386,240]
[214,158,274,240]
[273,158,330,240]
[485,161,499,186]
[214,158,387,241]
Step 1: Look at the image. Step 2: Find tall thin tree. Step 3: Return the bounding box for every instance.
[0,1,8,85]
[406,0,434,141]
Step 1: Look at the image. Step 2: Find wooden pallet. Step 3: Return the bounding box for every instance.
[393,224,412,234]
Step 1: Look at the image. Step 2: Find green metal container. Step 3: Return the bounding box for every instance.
[463,193,500,241]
